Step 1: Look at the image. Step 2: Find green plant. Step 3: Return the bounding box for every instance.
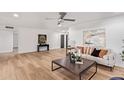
[121,50,124,61]
[122,50,124,55]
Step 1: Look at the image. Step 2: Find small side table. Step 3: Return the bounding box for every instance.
[37,44,49,52]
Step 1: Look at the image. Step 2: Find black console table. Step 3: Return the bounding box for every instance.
[37,44,49,52]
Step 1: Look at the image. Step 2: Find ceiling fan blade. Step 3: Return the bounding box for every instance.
[45,18,57,20]
[59,12,67,19]
[63,19,75,21]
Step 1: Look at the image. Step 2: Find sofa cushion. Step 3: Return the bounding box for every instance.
[81,54,87,59]
[99,49,108,58]
[97,57,109,65]
[84,47,88,54]
[77,46,95,55]
[86,55,98,62]
[86,55,109,65]
[91,48,101,57]
[77,46,84,53]
[83,47,94,55]
[89,47,95,55]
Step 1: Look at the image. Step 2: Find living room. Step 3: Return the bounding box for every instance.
[0,12,124,80]
[1,0,124,93]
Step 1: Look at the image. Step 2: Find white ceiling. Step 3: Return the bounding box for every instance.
[0,12,123,29]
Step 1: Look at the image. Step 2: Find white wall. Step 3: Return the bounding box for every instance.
[68,28,83,47]
[48,32,60,49]
[99,15,124,67]
[18,27,60,53]
[68,14,124,67]
[0,30,13,53]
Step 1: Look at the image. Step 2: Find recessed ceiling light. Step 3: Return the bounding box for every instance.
[13,13,19,18]
[58,24,62,27]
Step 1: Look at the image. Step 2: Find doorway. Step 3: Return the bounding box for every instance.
[13,31,18,53]
[60,34,68,48]
[60,34,64,48]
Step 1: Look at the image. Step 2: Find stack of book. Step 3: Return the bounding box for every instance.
[75,60,83,64]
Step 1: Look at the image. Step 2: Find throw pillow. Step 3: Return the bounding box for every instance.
[82,47,84,53]
[99,49,108,58]
[91,48,101,57]
[77,46,84,53]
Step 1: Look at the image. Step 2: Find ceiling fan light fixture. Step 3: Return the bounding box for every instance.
[58,19,62,22]
[58,24,62,27]
[13,13,19,18]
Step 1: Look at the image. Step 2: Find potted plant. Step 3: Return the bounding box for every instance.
[121,50,124,61]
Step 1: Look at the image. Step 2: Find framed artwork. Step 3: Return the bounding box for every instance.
[83,29,106,48]
[38,34,47,44]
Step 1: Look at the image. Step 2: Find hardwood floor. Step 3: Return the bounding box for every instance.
[0,49,124,80]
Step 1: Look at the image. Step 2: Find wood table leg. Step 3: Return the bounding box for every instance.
[79,63,97,80]
[51,62,62,71]
[79,74,82,80]
[88,63,97,80]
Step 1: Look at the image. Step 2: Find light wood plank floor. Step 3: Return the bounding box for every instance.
[0,49,124,80]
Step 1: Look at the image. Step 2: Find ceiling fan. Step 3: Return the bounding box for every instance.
[46,12,75,26]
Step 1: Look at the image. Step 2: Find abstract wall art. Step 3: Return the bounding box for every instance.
[83,29,106,48]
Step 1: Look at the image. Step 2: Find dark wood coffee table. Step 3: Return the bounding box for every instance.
[51,57,97,80]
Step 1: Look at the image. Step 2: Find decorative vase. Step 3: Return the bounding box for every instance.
[69,52,76,63]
